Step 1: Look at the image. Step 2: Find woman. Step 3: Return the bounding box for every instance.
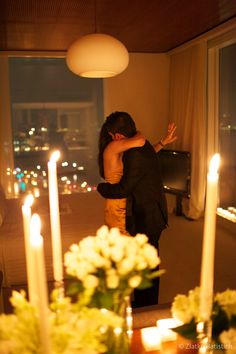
[98,112,176,235]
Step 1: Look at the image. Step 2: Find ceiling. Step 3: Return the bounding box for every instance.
[0,0,236,53]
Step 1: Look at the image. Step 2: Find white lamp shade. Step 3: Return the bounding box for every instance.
[66,33,129,78]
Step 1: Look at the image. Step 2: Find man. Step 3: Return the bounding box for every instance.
[97,112,169,307]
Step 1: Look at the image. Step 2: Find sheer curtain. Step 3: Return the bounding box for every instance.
[0,57,15,198]
[168,42,207,219]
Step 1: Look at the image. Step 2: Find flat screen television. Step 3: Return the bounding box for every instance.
[158,149,191,198]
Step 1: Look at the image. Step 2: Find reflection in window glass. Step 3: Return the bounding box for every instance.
[217,43,236,222]
[9,58,103,197]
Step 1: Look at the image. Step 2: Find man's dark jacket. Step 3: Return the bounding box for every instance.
[97,141,168,240]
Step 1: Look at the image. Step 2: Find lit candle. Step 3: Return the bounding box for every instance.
[22,194,37,303]
[48,151,63,285]
[141,327,162,351]
[156,318,180,342]
[30,214,51,354]
[199,154,220,321]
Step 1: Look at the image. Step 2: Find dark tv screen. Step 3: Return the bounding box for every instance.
[158,149,191,197]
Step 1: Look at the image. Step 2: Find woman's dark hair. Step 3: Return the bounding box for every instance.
[98,111,137,178]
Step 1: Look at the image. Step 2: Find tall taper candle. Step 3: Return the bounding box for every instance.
[22,194,37,303]
[199,153,220,321]
[48,150,63,284]
[30,214,51,354]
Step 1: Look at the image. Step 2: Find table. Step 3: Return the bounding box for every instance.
[131,329,198,354]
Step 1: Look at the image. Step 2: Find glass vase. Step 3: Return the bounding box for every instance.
[105,295,132,354]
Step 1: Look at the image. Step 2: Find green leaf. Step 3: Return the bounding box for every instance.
[172,319,197,340]
[66,281,83,296]
[97,292,114,310]
[148,269,166,279]
[137,278,153,290]
[212,302,230,341]
[230,314,236,328]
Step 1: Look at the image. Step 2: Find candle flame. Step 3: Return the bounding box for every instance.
[50,150,60,163]
[30,214,42,247]
[209,153,220,175]
[24,194,34,208]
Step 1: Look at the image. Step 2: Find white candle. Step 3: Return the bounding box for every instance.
[30,214,51,354]
[141,327,162,351]
[22,194,37,303]
[199,153,220,321]
[48,150,63,284]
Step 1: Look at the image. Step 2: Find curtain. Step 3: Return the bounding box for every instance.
[169,42,207,219]
[0,57,15,198]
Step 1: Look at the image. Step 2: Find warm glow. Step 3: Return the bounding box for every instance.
[208,153,220,179]
[24,194,34,208]
[141,327,161,350]
[50,150,60,163]
[30,214,42,247]
[66,33,129,78]
[156,318,180,342]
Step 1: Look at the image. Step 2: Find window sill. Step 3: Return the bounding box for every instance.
[217,214,236,235]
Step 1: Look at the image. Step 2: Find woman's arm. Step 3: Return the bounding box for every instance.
[105,132,145,155]
[153,122,177,152]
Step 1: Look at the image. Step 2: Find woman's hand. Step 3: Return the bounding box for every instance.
[161,122,177,146]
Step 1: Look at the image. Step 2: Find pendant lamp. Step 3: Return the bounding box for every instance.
[66,33,129,78]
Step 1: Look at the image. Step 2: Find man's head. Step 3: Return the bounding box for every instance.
[105,112,137,140]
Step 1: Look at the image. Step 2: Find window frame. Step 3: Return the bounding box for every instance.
[207,30,236,225]
[0,52,103,198]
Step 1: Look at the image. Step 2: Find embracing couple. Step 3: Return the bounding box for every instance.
[97,111,177,308]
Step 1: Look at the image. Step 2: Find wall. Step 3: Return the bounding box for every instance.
[103,53,170,143]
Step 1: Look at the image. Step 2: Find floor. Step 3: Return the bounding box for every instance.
[159,213,236,304]
[1,193,236,314]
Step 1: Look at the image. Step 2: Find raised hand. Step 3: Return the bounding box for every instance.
[161,122,177,146]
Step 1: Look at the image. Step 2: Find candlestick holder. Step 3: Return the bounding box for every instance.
[196,319,213,354]
[125,295,133,341]
[54,280,65,300]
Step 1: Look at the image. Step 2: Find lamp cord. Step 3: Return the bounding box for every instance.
[94,0,97,33]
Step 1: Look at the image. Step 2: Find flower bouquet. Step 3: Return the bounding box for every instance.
[0,290,123,354]
[171,287,236,353]
[0,226,163,354]
[64,226,162,312]
[64,226,163,354]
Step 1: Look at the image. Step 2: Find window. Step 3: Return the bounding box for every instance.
[218,43,236,221]
[9,57,103,196]
[208,34,236,223]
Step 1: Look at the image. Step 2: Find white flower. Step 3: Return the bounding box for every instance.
[70,243,79,252]
[64,227,162,299]
[134,233,148,246]
[83,275,99,289]
[97,239,111,258]
[171,294,193,324]
[80,237,96,254]
[215,289,236,318]
[171,287,200,324]
[134,255,148,271]
[142,244,160,268]
[124,239,139,257]
[109,227,121,238]
[0,341,13,354]
[106,271,120,289]
[128,275,142,288]
[74,261,96,280]
[96,225,109,238]
[188,287,200,319]
[220,328,236,354]
[110,246,124,263]
[117,257,135,275]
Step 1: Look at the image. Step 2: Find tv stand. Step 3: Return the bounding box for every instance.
[175,195,183,216]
